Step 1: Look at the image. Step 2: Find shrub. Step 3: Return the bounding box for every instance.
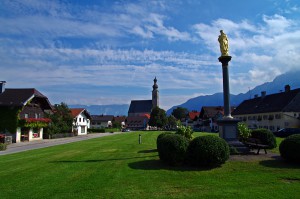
[186,135,230,167]
[0,143,7,151]
[175,126,194,140]
[279,134,300,163]
[157,134,189,166]
[251,128,277,149]
[238,122,252,142]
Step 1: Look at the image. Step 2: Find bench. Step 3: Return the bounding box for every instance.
[244,138,269,155]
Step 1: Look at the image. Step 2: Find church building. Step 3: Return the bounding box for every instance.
[128,77,159,117]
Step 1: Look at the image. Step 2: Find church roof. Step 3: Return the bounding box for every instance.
[128,100,152,114]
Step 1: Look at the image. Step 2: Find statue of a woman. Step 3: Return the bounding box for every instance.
[218,30,229,56]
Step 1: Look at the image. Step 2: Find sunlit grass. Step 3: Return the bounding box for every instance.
[0,131,299,199]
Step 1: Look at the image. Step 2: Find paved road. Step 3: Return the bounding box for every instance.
[0,132,122,156]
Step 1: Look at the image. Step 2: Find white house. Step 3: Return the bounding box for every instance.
[70,108,91,135]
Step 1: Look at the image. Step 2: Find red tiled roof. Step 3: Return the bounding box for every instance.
[70,108,85,118]
[188,112,200,120]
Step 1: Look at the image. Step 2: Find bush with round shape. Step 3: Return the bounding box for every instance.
[157,134,189,166]
[186,135,230,167]
[251,128,277,149]
[279,134,300,163]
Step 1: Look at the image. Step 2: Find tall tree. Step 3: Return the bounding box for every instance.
[46,103,73,134]
[167,115,178,130]
[149,107,167,128]
[171,107,189,120]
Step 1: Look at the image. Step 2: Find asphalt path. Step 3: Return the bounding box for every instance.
[0,132,122,156]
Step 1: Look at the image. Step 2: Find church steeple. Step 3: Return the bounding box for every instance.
[152,77,159,108]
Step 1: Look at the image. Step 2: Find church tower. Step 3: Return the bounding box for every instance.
[152,77,159,108]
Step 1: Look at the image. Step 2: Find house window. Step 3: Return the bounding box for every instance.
[79,118,81,122]
[263,115,268,120]
[275,114,281,119]
[25,114,28,118]
[83,118,85,122]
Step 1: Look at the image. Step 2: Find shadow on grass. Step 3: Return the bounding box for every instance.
[128,159,216,171]
[138,149,158,153]
[259,156,300,169]
[49,155,158,163]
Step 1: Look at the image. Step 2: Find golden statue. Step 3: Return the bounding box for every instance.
[218,30,229,56]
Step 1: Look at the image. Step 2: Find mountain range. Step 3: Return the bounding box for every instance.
[69,70,300,116]
[68,104,129,116]
[166,70,300,114]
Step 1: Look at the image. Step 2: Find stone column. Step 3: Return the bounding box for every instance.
[218,56,232,119]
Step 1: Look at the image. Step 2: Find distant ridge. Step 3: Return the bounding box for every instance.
[68,104,129,116]
[166,70,300,115]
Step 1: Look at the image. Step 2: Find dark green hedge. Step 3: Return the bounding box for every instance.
[251,128,277,149]
[157,134,189,166]
[279,134,300,163]
[186,135,230,167]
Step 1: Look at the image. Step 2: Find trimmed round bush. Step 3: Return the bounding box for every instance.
[186,135,230,167]
[157,134,189,166]
[251,128,277,149]
[279,134,300,163]
[157,132,173,146]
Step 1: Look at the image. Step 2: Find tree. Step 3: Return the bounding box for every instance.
[171,107,189,120]
[46,103,73,135]
[166,115,178,130]
[149,107,167,128]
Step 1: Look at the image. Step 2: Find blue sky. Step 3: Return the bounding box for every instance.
[1,0,300,110]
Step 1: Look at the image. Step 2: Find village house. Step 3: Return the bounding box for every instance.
[232,85,300,131]
[113,116,126,128]
[198,106,235,132]
[90,115,114,129]
[126,114,150,130]
[0,81,52,143]
[70,108,91,135]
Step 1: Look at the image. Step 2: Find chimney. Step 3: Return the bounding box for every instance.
[0,81,6,94]
[285,85,291,92]
[261,91,266,98]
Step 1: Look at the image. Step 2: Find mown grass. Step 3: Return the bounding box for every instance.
[0,131,299,199]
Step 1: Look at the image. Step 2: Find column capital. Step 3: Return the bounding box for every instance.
[218,56,232,66]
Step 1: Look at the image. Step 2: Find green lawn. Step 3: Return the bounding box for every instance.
[0,131,299,199]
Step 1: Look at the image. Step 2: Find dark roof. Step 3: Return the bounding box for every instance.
[114,116,126,122]
[91,115,114,122]
[232,89,300,115]
[200,106,224,118]
[126,115,149,125]
[0,88,52,109]
[128,100,152,114]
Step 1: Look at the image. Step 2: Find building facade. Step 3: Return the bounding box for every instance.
[232,85,300,131]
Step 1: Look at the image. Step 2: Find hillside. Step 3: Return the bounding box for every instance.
[166,70,300,114]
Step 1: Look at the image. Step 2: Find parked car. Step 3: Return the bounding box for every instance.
[122,128,130,132]
[274,128,300,138]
